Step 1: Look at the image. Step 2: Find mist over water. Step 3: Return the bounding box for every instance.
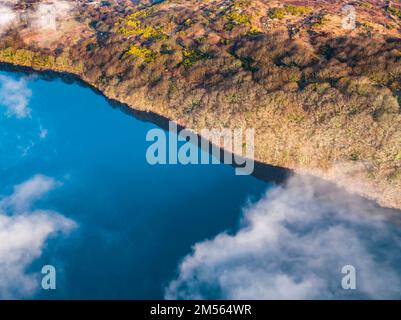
[166,175,401,300]
[0,69,400,299]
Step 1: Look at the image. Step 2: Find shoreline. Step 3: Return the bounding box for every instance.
[1,61,401,214]
[0,61,290,185]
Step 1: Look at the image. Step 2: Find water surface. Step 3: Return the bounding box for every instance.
[1,69,401,300]
[0,69,269,299]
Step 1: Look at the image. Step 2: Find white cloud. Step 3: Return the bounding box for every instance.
[30,1,74,31]
[1,174,58,213]
[0,75,32,118]
[0,175,76,299]
[39,126,48,139]
[0,3,17,35]
[166,175,401,300]
[0,1,76,36]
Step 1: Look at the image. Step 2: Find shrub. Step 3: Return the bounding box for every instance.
[268,8,286,20]
[185,98,201,113]
[225,11,250,25]
[284,5,312,16]
[127,45,157,62]
[224,22,235,31]
[268,5,312,19]
[388,7,401,19]
[119,21,167,41]
[183,18,194,26]
[240,56,257,72]
[311,15,329,28]
[182,48,208,69]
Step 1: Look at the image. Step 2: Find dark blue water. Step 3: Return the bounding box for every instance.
[0,70,269,299]
[4,69,401,300]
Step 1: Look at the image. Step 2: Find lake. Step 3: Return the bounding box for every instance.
[1,68,401,300]
[0,69,270,299]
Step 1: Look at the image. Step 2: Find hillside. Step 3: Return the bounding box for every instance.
[1,0,401,209]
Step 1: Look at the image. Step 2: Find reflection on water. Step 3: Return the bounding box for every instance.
[0,70,269,299]
[0,68,400,300]
[166,174,401,300]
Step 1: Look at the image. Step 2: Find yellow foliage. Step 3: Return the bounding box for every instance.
[127,45,157,62]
